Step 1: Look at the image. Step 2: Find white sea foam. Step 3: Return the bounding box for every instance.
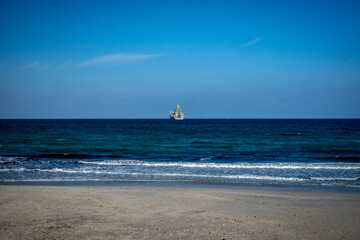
[0,168,27,172]
[78,160,360,170]
[2,167,358,182]
[35,168,120,175]
[0,178,193,183]
[320,183,360,188]
[0,156,27,162]
[147,173,306,182]
[1,178,110,182]
[0,167,306,181]
[310,177,359,181]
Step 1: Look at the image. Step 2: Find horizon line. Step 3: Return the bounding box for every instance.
[0,118,359,120]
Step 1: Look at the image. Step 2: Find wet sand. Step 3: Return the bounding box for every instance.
[0,185,359,240]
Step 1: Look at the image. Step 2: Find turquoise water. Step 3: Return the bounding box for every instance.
[0,119,359,189]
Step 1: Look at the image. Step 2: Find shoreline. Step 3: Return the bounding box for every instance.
[1,180,360,194]
[1,184,360,239]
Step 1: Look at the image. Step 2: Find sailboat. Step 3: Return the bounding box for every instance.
[169,104,184,120]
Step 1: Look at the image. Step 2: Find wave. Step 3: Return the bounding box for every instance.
[0,156,27,164]
[0,168,27,172]
[0,168,118,174]
[0,168,306,181]
[0,179,195,183]
[0,161,16,164]
[1,167,359,182]
[78,160,360,170]
[34,153,95,159]
[309,177,360,181]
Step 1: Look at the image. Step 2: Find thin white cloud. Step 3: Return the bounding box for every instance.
[40,63,51,70]
[77,53,162,67]
[241,37,262,48]
[18,60,40,69]
[58,61,71,68]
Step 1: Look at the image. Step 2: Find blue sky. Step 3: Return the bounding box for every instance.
[0,0,359,118]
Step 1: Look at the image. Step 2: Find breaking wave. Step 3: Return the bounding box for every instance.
[0,156,27,164]
[1,167,359,182]
[78,160,360,170]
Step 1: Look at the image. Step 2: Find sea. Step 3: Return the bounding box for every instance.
[1,119,359,191]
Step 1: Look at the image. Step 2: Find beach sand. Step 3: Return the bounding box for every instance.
[0,185,359,240]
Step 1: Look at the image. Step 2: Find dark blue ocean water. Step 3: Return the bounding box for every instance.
[1,119,359,189]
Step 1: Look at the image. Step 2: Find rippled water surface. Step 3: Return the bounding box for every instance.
[1,119,359,188]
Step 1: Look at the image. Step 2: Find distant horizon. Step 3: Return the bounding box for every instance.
[1,117,359,120]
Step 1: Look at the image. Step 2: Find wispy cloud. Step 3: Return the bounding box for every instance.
[58,61,71,68]
[18,60,40,69]
[40,63,51,70]
[241,37,262,48]
[77,53,162,67]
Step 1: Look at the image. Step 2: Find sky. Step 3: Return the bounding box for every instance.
[0,0,359,118]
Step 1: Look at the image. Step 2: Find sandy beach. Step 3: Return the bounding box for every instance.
[0,185,359,240]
